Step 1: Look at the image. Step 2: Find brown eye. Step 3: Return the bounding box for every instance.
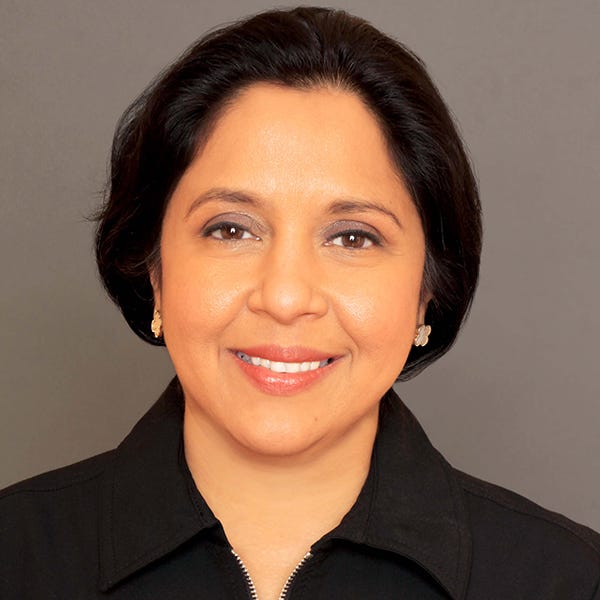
[220,225,245,239]
[330,231,376,249]
[343,233,366,248]
[204,222,257,241]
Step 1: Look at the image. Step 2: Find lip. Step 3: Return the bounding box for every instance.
[230,345,341,396]
[235,345,334,363]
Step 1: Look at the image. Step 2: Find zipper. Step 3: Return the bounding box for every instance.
[277,551,312,600]
[230,547,313,600]
[231,548,258,600]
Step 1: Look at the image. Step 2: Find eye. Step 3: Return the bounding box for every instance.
[203,222,259,241]
[328,230,379,249]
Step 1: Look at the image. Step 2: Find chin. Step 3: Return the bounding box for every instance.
[230,414,328,459]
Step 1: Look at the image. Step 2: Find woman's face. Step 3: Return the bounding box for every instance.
[153,83,427,457]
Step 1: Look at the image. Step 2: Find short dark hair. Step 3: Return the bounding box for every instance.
[95,6,482,380]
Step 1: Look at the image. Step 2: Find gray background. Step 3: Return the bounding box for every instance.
[1,0,598,531]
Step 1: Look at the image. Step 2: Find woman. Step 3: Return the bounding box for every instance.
[1,6,598,599]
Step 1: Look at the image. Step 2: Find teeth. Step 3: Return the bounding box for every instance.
[236,352,332,373]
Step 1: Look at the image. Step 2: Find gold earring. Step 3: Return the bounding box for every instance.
[413,324,431,347]
[151,309,163,338]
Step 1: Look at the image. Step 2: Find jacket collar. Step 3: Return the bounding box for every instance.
[320,389,472,599]
[98,378,219,591]
[98,380,471,598]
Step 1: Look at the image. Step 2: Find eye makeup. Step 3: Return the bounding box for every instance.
[323,220,385,249]
[200,212,264,241]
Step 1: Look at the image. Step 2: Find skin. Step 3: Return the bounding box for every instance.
[151,83,428,598]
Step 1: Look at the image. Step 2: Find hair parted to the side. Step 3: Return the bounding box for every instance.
[95,6,482,380]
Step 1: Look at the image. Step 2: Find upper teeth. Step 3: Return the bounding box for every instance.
[236,352,330,373]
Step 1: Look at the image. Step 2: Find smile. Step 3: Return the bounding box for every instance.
[236,351,333,373]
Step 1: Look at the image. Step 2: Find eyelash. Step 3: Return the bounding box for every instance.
[202,222,259,241]
[202,222,382,249]
[326,229,381,249]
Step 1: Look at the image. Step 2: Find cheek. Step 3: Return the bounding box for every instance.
[334,268,421,357]
[160,257,248,339]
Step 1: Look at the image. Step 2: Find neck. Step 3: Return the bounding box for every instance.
[183,402,379,545]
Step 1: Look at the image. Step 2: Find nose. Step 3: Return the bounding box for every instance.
[247,242,328,324]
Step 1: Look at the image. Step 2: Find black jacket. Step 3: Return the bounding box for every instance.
[2,378,599,599]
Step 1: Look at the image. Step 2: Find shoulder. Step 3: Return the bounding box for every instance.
[1,449,113,501]
[452,468,600,597]
[0,451,114,542]
[0,453,115,597]
[455,468,600,552]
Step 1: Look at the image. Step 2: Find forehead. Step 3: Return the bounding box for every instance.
[191,83,404,193]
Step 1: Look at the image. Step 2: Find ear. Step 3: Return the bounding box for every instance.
[418,289,432,325]
[149,265,162,310]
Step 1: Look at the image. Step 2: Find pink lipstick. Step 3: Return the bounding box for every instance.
[230,345,340,395]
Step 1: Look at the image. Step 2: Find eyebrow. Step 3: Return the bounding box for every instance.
[327,199,403,230]
[185,187,403,229]
[185,188,259,219]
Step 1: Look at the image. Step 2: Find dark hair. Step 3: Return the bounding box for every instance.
[95,6,482,380]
